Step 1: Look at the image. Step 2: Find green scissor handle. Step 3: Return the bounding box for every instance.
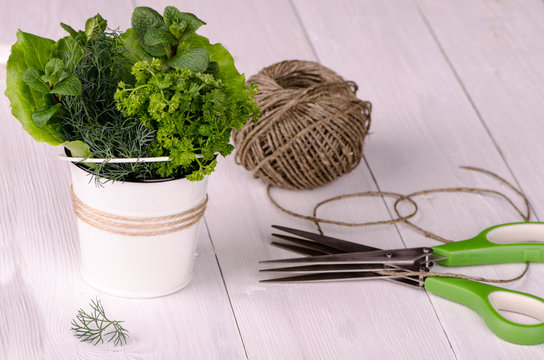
[432,222,544,267]
[425,276,544,345]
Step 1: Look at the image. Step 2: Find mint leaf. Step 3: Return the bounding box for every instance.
[22,68,49,94]
[58,70,71,83]
[205,61,219,76]
[45,58,64,78]
[167,48,209,72]
[43,58,66,84]
[163,7,205,41]
[50,74,82,96]
[142,28,176,57]
[168,22,188,40]
[32,103,61,127]
[85,14,107,40]
[163,6,183,28]
[5,30,64,145]
[131,6,169,57]
[119,28,153,65]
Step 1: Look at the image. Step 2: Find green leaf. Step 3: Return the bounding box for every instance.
[64,140,91,158]
[205,61,219,76]
[60,23,79,38]
[143,27,177,47]
[50,74,82,96]
[167,48,209,72]
[44,58,64,78]
[85,14,107,40]
[43,58,66,84]
[163,7,205,41]
[32,103,61,127]
[163,6,182,28]
[119,28,153,65]
[58,70,71,83]
[168,22,187,40]
[185,34,247,93]
[5,30,63,145]
[131,6,169,57]
[141,27,176,57]
[22,68,49,94]
[59,24,87,47]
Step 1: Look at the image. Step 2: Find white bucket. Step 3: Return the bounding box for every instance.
[69,163,208,298]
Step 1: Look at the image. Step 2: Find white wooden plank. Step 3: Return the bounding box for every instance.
[0,0,133,45]
[413,0,544,221]
[206,158,457,360]
[293,0,544,358]
[129,1,458,359]
[0,2,247,357]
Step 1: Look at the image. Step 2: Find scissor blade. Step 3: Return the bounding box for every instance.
[272,225,379,253]
[260,247,432,266]
[261,262,428,273]
[272,233,344,254]
[261,271,424,287]
[270,242,329,256]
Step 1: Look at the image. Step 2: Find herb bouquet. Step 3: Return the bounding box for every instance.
[5,6,259,297]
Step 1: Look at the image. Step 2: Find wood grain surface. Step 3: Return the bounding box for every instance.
[1,0,544,359]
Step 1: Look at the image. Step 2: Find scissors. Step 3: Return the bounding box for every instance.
[260,222,544,345]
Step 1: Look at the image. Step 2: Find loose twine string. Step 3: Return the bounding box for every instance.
[71,186,208,236]
[267,166,531,284]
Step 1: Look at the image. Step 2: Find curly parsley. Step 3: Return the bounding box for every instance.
[115,59,257,180]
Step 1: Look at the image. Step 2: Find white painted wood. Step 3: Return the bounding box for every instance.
[3,0,544,358]
[0,0,133,45]
[292,0,544,358]
[413,0,544,223]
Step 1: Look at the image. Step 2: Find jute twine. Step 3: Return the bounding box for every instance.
[268,166,532,284]
[233,60,371,190]
[71,186,208,236]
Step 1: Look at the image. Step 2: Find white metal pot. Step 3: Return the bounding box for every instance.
[69,163,208,298]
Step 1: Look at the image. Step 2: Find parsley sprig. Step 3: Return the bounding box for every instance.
[115,58,257,180]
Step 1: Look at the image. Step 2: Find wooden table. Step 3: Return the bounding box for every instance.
[2,0,544,358]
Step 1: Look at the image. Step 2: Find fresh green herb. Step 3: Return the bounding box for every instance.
[22,57,82,127]
[129,6,213,74]
[4,30,89,157]
[5,6,260,182]
[57,23,157,182]
[71,298,128,346]
[115,58,257,180]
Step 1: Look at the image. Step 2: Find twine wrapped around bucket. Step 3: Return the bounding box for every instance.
[233,60,372,189]
[71,186,208,236]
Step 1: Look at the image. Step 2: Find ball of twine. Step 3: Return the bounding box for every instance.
[233,60,372,189]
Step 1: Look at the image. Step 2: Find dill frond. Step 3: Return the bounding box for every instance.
[57,29,158,182]
[71,298,128,346]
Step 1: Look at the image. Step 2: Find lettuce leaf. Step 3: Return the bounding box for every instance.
[185,34,247,96]
[5,30,61,144]
[5,30,90,157]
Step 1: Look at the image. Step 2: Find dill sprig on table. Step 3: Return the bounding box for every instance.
[71,298,128,346]
[58,28,158,182]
